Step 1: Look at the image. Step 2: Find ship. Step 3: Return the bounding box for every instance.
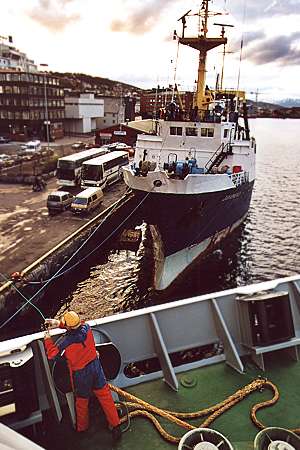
[123,1,256,291]
[1,275,300,450]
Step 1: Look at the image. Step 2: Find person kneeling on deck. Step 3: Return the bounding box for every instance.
[43,311,121,441]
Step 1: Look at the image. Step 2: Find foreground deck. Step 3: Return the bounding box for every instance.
[25,354,300,450]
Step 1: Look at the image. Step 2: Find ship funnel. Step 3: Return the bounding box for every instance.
[254,427,300,450]
[178,428,234,450]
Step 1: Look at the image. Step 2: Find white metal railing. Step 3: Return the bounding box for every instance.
[229,171,249,186]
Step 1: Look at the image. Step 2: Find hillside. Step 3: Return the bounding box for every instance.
[276,98,300,107]
[51,72,144,97]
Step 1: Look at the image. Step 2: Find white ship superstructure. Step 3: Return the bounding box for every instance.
[123,1,256,290]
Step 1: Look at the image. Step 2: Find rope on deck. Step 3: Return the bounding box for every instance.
[109,378,299,444]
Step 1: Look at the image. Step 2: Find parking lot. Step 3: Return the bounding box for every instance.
[0,177,127,279]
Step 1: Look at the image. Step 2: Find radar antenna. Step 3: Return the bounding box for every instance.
[177,10,191,38]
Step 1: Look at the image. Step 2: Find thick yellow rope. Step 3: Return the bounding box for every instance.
[109,378,300,444]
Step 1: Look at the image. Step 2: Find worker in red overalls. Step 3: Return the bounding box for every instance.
[44,311,121,441]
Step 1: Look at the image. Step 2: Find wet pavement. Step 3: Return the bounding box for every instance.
[0,178,128,280]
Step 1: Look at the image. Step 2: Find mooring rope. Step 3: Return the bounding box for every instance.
[0,189,151,330]
[110,378,299,444]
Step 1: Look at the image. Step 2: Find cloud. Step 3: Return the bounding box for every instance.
[229,30,266,53]
[110,0,177,34]
[229,0,300,21]
[28,0,80,32]
[244,32,300,65]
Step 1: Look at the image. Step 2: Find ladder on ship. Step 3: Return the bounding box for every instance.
[205,142,232,173]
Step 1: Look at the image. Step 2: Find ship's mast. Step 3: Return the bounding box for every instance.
[178,0,227,115]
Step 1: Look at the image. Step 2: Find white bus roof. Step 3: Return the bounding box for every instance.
[82,151,128,166]
[59,148,106,162]
[75,187,103,198]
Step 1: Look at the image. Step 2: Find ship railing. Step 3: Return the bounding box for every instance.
[229,171,249,186]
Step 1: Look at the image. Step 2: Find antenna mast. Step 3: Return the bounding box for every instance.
[178,0,226,116]
[214,23,234,89]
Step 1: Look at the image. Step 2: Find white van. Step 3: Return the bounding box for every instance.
[21,140,42,152]
[71,187,103,214]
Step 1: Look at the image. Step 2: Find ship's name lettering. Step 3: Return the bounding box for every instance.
[222,192,241,201]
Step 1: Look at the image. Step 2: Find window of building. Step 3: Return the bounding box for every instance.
[11,73,20,82]
[170,126,182,136]
[4,86,12,94]
[186,127,198,136]
[223,129,229,138]
[21,73,28,82]
[201,128,214,137]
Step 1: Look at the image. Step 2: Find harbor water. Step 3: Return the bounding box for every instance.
[6,118,300,333]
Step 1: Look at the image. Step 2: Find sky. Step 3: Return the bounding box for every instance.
[1,0,300,103]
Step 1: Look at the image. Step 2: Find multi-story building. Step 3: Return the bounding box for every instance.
[0,36,38,72]
[0,70,65,140]
[140,88,194,119]
[64,92,104,135]
[96,95,125,130]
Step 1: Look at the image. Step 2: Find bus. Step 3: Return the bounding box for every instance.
[81,151,129,189]
[56,147,108,186]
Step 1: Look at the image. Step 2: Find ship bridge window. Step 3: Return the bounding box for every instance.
[186,127,198,136]
[170,126,182,136]
[201,128,214,137]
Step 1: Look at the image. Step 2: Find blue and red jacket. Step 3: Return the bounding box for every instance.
[45,322,97,371]
[44,322,107,397]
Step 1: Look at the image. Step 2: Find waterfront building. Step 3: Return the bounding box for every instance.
[0,70,65,140]
[140,88,194,119]
[0,36,37,72]
[64,92,104,135]
[95,124,150,147]
[96,95,125,130]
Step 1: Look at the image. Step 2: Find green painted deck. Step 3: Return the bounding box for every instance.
[34,352,300,450]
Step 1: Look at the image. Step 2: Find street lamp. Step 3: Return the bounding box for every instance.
[40,63,50,151]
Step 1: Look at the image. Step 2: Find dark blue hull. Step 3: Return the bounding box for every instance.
[136,181,254,257]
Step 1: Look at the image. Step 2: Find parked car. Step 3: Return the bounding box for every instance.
[0,136,10,144]
[71,142,86,150]
[20,140,42,152]
[0,154,10,161]
[84,143,98,150]
[109,142,134,156]
[47,191,74,214]
[71,187,103,215]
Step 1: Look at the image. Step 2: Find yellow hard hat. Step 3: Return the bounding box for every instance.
[62,311,81,329]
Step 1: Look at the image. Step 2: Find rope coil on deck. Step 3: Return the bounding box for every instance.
[110,378,299,444]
